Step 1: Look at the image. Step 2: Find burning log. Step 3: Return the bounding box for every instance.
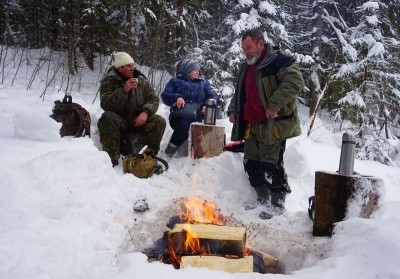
[246,244,279,267]
[180,255,253,273]
[168,223,246,257]
[149,197,279,273]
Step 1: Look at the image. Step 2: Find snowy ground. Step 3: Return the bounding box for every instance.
[1,51,400,279]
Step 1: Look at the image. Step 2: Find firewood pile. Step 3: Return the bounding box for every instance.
[143,197,278,273]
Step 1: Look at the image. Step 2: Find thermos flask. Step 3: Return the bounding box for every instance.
[338,132,355,175]
[204,99,216,125]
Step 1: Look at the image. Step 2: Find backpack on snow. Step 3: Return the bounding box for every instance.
[49,94,91,138]
[122,145,168,178]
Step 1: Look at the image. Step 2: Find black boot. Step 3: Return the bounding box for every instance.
[111,159,119,167]
[255,186,270,205]
[257,187,275,219]
[271,192,286,214]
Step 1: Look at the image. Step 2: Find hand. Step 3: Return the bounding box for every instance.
[123,78,138,93]
[200,105,206,115]
[265,107,278,119]
[134,111,148,126]
[176,97,185,108]
[228,112,236,123]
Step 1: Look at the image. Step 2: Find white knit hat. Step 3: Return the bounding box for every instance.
[114,52,134,68]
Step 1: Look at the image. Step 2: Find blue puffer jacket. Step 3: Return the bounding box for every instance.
[161,76,217,107]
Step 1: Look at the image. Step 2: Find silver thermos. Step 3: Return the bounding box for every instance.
[204,99,216,125]
[338,132,355,175]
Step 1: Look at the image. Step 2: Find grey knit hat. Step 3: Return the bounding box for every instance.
[176,59,200,76]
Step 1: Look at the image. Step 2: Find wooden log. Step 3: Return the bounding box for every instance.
[190,122,225,159]
[313,171,384,237]
[246,244,278,267]
[168,223,246,257]
[180,255,253,273]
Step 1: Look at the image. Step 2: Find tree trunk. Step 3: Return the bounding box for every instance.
[126,0,132,52]
[309,0,323,116]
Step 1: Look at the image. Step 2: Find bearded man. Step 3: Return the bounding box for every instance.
[227,29,304,219]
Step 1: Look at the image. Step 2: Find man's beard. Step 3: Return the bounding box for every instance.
[246,49,261,65]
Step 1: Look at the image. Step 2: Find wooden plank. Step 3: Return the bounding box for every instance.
[180,255,253,273]
[168,223,246,257]
[190,122,225,159]
[246,244,278,267]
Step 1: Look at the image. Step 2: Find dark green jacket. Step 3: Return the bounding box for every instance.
[99,67,159,118]
[228,44,304,144]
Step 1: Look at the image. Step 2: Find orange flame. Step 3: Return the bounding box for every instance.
[177,197,226,225]
[163,197,227,266]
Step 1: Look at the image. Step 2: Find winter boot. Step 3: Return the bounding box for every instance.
[255,186,270,205]
[259,211,275,220]
[165,141,179,157]
[111,159,119,167]
[244,186,270,210]
[271,192,286,214]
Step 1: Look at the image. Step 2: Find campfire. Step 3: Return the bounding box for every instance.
[148,197,278,273]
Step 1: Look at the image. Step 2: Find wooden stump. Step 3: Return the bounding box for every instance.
[313,171,384,237]
[190,122,225,159]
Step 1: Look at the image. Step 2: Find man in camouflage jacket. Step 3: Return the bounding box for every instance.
[98,52,166,167]
[228,30,304,218]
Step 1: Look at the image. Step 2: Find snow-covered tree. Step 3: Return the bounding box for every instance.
[332,0,400,165]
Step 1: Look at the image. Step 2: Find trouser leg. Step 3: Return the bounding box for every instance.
[244,123,291,212]
[134,114,166,154]
[243,159,271,204]
[98,111,128,160]
[169,117,195,147]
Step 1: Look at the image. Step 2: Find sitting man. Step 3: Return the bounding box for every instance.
[98,52,166,167]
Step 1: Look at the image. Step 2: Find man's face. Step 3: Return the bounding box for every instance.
[241,37,264,65]
[118,64,134,79]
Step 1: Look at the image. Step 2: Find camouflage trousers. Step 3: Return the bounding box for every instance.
[98,111,166,160]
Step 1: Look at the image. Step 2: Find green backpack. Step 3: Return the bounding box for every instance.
[122,146,168,178]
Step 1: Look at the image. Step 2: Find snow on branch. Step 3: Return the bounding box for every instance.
[322,13,357,62]
[259,1,277,15]
[338,90,366,108]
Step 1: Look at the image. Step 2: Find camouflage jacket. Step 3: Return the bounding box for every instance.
[99,67,159,118]
[228,44,304,144]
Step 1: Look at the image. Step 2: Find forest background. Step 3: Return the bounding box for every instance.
[1,0,400,165]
